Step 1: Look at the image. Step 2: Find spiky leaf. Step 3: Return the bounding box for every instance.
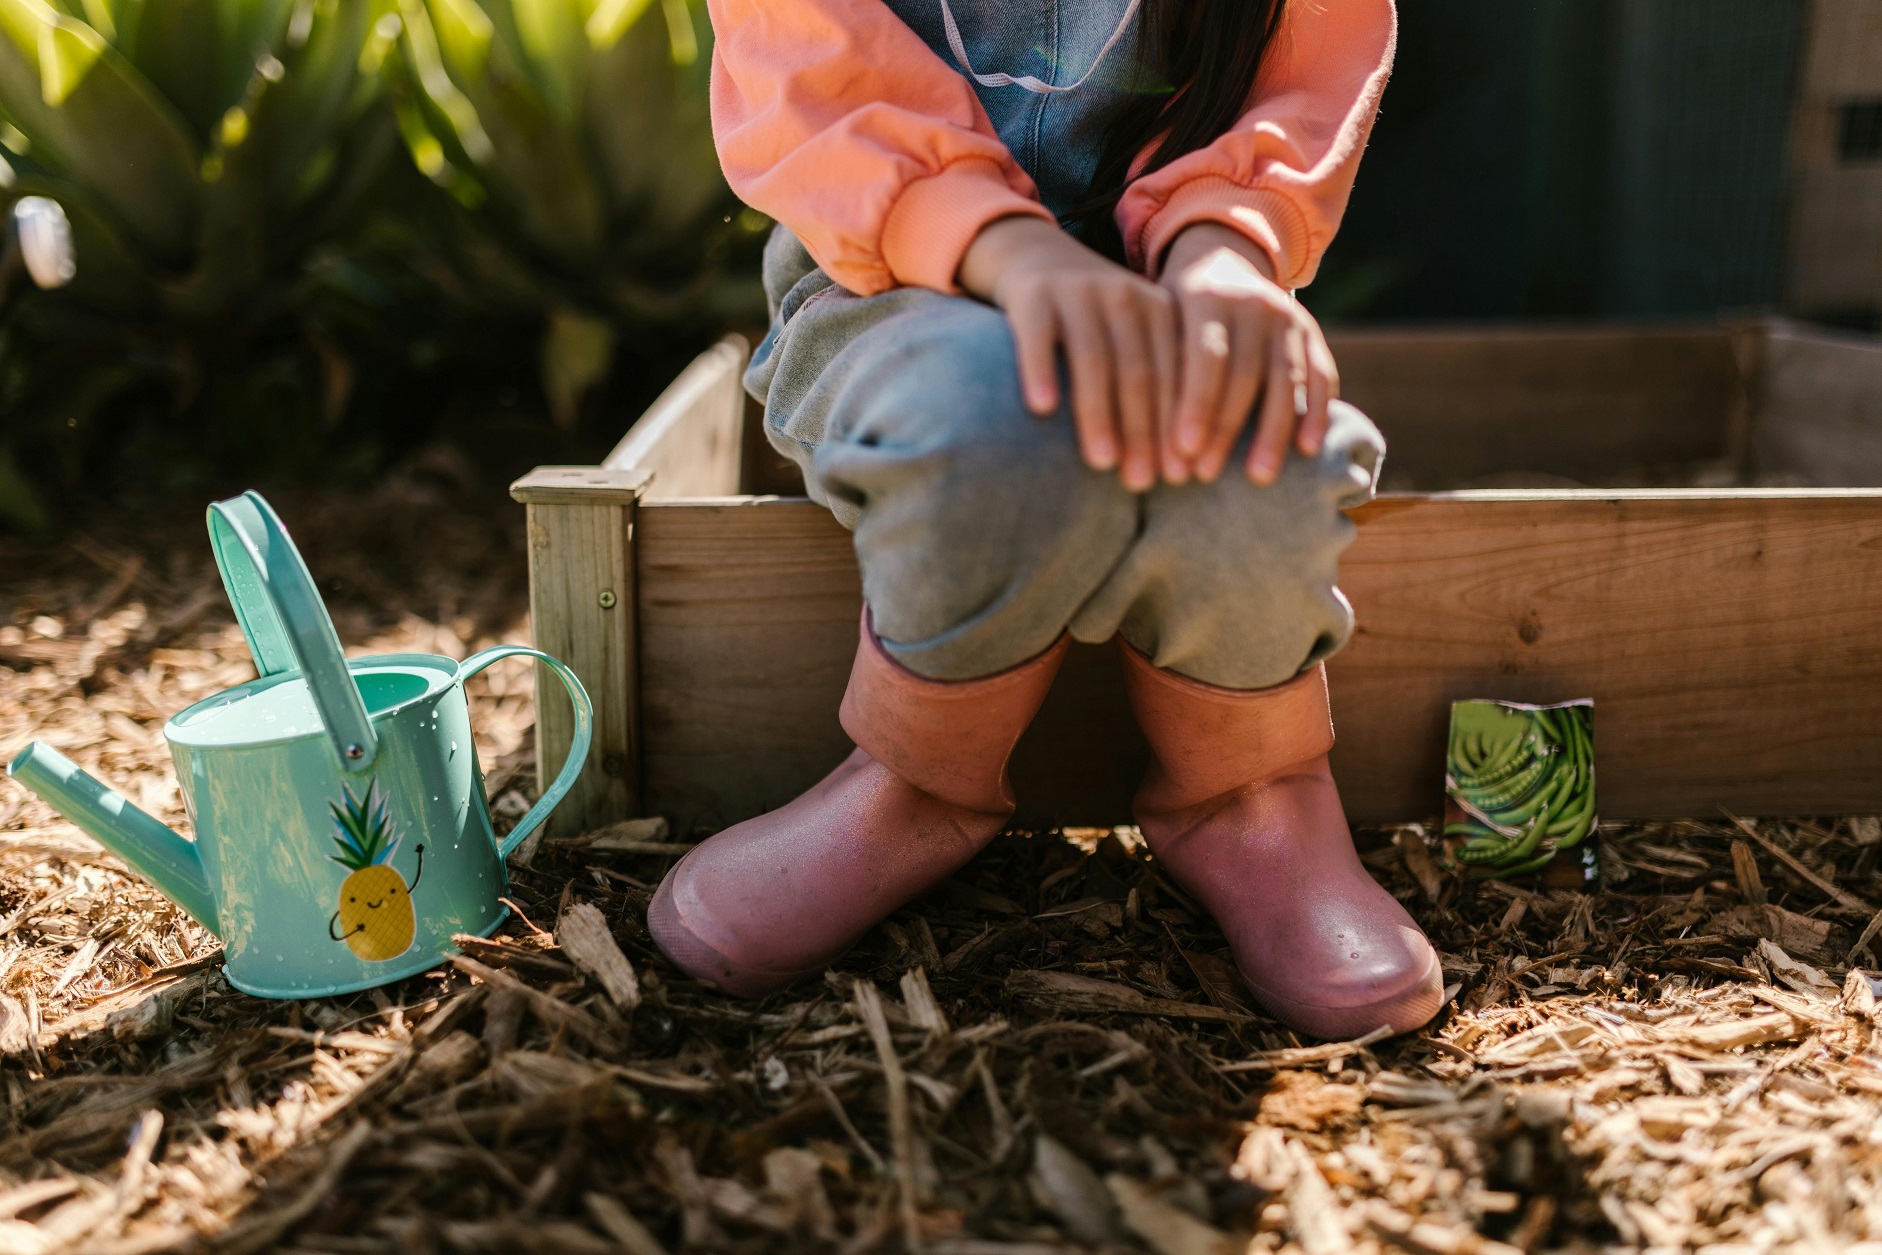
[328,781,401,871]
[0,0,199,260]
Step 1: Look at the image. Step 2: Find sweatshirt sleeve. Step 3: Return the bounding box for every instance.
[1116,0,1396,288]
[706,0,1056,296]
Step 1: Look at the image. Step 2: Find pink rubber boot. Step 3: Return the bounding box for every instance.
[648,612,1068,997]
[1120,644,1441,1039]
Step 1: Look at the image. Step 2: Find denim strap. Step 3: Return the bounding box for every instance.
[937,0,1142,94]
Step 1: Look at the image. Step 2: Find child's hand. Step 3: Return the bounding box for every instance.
[960,216,1176,493]
[1159,222,1339,485]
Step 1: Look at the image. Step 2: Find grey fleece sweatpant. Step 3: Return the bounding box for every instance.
[746,227,1385,691]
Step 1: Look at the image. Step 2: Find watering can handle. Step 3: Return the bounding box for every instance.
[206,492,378,772]
[457,646,595,859]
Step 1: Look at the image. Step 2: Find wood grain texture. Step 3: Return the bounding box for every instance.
[604,336,748,499]
[1752,323,1882,485]
[1329,490,1882,820]
[636,499,860,833]
[630,491,1882,830]
[525,501,639,834]
[1798,0,1882,98]
[742,391,810,498]
[511,466,652,506]
[536,322,1882,829]
[1009,642,1147,829]
[1788,2,1882,313]
[1327,325,1741,489]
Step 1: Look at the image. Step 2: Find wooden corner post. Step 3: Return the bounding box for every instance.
[511,466,653,836]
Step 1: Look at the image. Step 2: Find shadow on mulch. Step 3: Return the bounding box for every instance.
[0,475,1879,1254]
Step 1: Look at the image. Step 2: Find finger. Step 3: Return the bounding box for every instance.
[1007,290,1061,416]
[1196,308,1266,483]
[1247,323,1302,485]
[1296,329,1336,455]
[1145,292,1184,483]
[1108,293,1157,493]
[1173,305,1230,466]
[1058,294,1119,473]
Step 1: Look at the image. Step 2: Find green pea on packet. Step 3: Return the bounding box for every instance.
[1442,699,1599,885]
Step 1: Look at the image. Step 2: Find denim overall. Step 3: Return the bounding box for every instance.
[745,0,1386,689]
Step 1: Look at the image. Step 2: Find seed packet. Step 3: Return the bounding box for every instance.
[1442,699,1598,886]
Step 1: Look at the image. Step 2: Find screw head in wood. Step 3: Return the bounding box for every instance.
[597,589,618,610]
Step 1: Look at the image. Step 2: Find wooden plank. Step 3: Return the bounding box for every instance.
[1753,322,1882,485]
[1786,166,1882,316]
[1328,490,1882,820]
[604,335,748,499]
[636,499,860,833]
[1326,324,1741,489]
[523,500,640,835]
[512,466,652,506]
[1797,0,1882,99]
[1008,642,1146,829]
[1788,3,1882,316]
[632,490,1882,830]
[743,391,809,497]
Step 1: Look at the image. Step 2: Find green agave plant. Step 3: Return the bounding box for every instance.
[1444,700,1598,881]
[0,0,386,309]
[382,0,761,424]
[0,0,392,529]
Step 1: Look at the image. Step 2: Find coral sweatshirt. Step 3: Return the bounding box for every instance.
[704,0,1396,296]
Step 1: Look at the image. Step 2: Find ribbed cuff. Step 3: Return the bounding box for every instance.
[1133,178,1308,286]
[880,159,1055,294]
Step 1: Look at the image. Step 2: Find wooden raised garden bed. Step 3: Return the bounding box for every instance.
[512,320,1882,837]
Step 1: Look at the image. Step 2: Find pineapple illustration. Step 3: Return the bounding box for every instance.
[325,782,425,962]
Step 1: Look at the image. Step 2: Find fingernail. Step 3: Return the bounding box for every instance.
[1176,422,1203,458]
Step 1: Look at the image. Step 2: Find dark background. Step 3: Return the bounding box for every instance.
[1307,0,1809,324]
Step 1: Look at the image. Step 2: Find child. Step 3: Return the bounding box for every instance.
[648,0,1441,1040]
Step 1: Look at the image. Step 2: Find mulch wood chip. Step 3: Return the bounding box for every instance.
[1,481,1879,1254]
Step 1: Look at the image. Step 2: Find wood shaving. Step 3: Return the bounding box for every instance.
[0,488,1878,1252]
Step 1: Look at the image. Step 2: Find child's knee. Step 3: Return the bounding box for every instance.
[828,303,1056,456]
[1320,399,1385,505]
[849,446,1133,649]
[839,426,1135,677]
[815,302,1109,528]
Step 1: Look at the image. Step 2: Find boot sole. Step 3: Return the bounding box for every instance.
[1244,948,1445,1041]
[646,871,825,1000]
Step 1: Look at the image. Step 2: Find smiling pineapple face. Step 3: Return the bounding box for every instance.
[327,783,415,962]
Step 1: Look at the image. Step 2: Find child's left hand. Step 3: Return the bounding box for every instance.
[1158,222,1339,485]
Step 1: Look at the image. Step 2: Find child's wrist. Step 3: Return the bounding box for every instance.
[959,215,1066,300]
[1163,222,1278,285]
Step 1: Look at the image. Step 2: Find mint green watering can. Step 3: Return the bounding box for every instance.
[6,492,594,998]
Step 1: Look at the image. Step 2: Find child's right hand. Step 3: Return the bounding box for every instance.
[959,215,1176,493]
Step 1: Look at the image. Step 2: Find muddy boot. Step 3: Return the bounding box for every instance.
[1120,643,1441,1039]
[648,612,1068,997]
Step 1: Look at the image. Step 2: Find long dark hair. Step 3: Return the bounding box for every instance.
[1073,0,1289,260]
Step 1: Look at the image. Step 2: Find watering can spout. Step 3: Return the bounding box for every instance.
[6,742,221,935]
